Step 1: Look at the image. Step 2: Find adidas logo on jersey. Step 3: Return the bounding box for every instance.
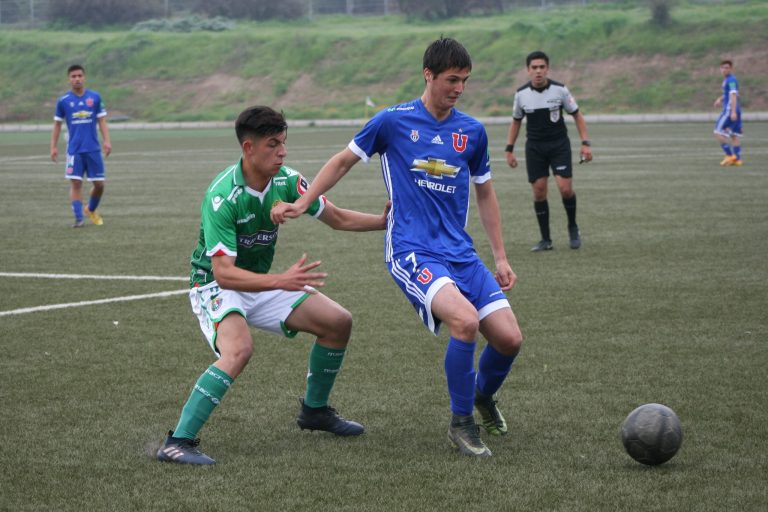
[431,135,444,145]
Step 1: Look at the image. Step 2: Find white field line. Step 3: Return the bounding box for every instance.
[0,272,188,317]
[0,272,186,281]
[0,289,188,317]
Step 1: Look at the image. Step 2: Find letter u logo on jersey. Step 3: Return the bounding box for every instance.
[452,133,468,153]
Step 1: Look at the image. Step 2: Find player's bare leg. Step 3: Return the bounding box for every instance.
[474,308,523,436]
[158,313,249,466]
[432,285,492,456]
[285,293,364,436]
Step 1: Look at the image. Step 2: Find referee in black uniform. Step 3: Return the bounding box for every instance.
[506,50,593,252]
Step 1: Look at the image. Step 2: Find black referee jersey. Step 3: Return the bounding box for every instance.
[512,80,579,142]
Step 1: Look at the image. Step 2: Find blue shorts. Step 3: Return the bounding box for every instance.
[388,252,510,335]
[714,111,742,137]
[65,151,105,181]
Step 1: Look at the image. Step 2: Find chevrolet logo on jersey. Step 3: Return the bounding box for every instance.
[71,110,92,120]
[410,158,460,179]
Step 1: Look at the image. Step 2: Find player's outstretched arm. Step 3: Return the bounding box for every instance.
[271,148,361,224]
[319,200,390,232]
[212,254,327,292]
[475,181,516,291]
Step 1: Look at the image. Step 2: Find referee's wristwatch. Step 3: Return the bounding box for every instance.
[505,144,515,153]
[581,140,591,147]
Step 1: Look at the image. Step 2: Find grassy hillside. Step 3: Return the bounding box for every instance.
[1,1,766,122]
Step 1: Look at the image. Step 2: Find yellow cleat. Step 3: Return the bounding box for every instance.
[84,207,103,226]
[720,155,737,166]
[732,159,743,166]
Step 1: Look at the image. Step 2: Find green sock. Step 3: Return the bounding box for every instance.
[173,365,233,439]
[304,343,346,408]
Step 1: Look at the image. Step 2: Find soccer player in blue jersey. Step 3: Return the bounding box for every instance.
[50,64,112,227]
[272,38,523,457]
[713,60,743,166]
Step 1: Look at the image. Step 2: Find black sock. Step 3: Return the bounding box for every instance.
[534,200,550,241]
[563,194,577,228]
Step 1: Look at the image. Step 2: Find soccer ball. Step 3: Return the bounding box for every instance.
[620,403,683,465]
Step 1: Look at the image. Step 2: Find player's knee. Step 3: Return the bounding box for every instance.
[217,332,254,366]
[324,308,353,343]
[495,329,523,357]
[448,313,480,342]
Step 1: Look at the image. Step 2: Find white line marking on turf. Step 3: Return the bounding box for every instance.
[0,272,187,281]
[0,289,189,317]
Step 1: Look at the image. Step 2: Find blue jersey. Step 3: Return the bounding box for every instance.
[54,89,107,154]
[721,74,740,114]
[349,98,491,263]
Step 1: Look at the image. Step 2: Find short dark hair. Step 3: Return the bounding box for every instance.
[235,106,287,145]
[67,64,84,75]
[423,37,472,78]
[720,59,733,67]
[526,51,549,67]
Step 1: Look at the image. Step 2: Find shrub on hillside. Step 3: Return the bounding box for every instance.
[397,0,502,20]
[132,16,235,32]
[49,0,162,26]
[650,0,674,27]
[192,0,304,20]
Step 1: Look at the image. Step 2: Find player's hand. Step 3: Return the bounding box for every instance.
[103,142,112,158]
[271,201,304,224]
[494,261,517,291]
[579,146,593,164]
[506,152,518,168]
[730,112,737,122]
[714,97,722,108]
[379,200,392,228]
[50,148,58,162]
[280,253,327,292]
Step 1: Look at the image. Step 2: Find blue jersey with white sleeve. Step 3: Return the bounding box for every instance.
[721,74,740,114]
[349,98,491,263]
[54,89,107,154]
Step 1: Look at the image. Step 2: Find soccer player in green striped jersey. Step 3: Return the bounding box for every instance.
[157,106,389,465]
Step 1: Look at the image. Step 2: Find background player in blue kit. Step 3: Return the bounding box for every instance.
[272,38,523,458]
[713,59,743,166]
[50,64,111,227]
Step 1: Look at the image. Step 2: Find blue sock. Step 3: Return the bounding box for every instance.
[720,143,732,156]
[733,145,741,160]
[444,337,476,416]
[476,344,517,397]
[88,196,100,212]
[71,200,83,221]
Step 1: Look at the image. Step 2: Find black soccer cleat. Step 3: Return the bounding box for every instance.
[447,414,492,457]
[156,431,216,465]
[568,225,581,250]
[531,239,553,252]
[474,390,508,436]
[296,398,365,436]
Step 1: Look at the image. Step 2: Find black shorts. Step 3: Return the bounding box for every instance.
[524,137,573,183]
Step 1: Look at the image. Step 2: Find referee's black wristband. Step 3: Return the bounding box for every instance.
[581,140,591,147]
[505,144,515,153]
